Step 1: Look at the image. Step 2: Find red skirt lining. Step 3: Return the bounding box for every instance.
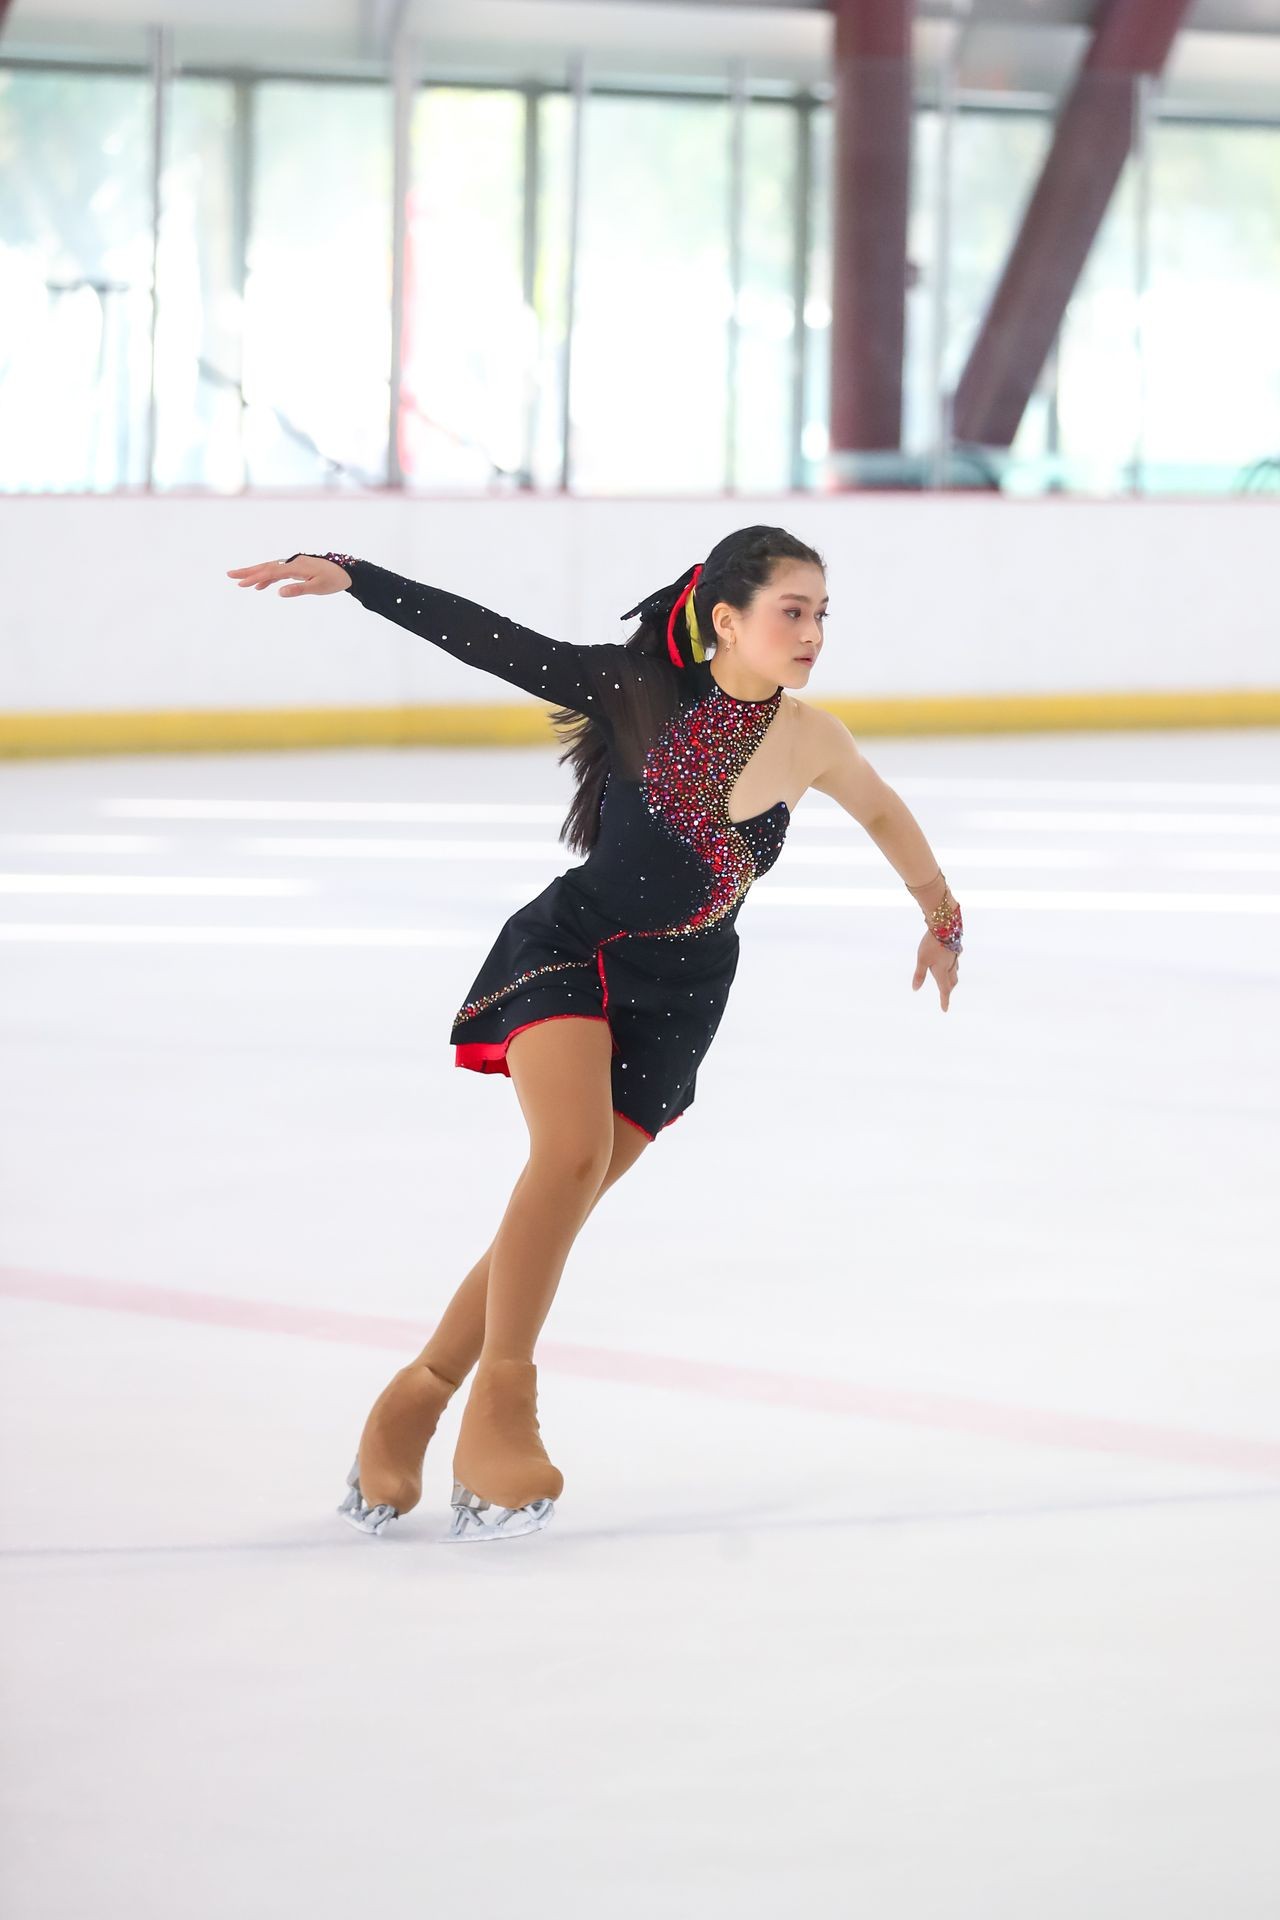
[454,1011,685,1142]
[454,1011,615,1077]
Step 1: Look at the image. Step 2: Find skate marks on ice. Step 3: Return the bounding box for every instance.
[6,1262,1280,1564]
[3,1477,1280,1566]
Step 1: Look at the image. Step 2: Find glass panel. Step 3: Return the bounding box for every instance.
[244,81,391,487]
[1143,119,1280,494]
[154,77,241,490]
[402,86,528,491]
[1048,106,1142,499]
[912,85,1146,495]
[943,106,1053,490]
[801,103,832,486]
[0,68,152,492]
[733,100,799,492]
[904,105,940,471]
[6,53,1276,503]
[570,90,731,493]
[531,89,573,491]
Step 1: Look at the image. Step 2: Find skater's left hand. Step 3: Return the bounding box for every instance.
[913,934,959,1013]
[225,554,351,595]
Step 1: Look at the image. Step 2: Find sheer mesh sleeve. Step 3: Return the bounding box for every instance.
[296,552,638,734]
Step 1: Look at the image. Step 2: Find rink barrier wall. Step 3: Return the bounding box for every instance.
[4,496,1277,732]
[2,687,1280,757]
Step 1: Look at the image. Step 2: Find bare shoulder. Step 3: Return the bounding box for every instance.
[780,696,847,788]
[783,698,893,826]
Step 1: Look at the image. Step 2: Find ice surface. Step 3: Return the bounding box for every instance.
[2,731,1278,1919]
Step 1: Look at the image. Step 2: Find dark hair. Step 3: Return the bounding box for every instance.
[548,524,825,857]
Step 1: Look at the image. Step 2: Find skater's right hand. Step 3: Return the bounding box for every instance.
[226,554,351,596]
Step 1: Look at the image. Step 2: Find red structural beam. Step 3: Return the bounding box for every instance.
[827,0,916,469]
[952,0,1195,450]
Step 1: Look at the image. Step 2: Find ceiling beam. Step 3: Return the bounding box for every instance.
[951,0,1196,449]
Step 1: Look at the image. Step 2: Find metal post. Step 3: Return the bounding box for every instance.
[230,79,253,492]
[1131,69,1154,496]
[1044,327,1062,489]
[144,24,171,492]
[560,52,588,492]
[726,58,747,493]
[790,93,813,491]
[388,12,413,489]
[930,7,966,489]
[520,84,541,489]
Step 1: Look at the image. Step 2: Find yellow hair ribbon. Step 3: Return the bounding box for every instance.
[685,587,707,663]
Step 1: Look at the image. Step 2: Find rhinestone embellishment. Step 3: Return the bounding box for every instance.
[636,681,783,937]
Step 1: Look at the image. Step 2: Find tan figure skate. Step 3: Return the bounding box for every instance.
[447,1357,563,1542]
[338,1359,460,1537]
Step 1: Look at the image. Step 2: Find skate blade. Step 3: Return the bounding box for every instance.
[444,1480,555,1544]
[337,1454,399,1537]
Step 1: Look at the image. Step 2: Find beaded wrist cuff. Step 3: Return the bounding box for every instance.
[925,884,963,953]
[320,551,358,581]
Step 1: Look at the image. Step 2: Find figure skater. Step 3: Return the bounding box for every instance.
[226,526,962,1543]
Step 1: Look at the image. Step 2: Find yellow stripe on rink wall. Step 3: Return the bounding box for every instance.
[2,687,1280,759]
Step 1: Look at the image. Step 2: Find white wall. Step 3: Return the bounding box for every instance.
[1,493,1276,713]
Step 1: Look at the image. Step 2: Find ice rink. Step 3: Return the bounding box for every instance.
[2,728,1278,1919]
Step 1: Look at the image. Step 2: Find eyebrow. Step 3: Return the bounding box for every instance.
[780,594,830,606]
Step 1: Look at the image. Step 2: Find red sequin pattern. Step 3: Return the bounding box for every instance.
[639,683,783,936]
[452,680,786,1029]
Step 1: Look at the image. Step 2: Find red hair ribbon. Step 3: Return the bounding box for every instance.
[666,565,703,669]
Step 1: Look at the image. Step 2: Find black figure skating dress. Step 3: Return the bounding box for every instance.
[324,556,790,1141]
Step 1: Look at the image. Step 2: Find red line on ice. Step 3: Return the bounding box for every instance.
[3,1263,1279,1478]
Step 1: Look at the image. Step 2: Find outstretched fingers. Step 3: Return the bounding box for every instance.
[227,561,282,591]
[226,558,312,595]
[226,554,346,596]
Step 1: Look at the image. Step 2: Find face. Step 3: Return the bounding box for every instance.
[710,559,829,688]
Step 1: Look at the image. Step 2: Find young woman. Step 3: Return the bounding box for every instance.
[227,525,963,1544]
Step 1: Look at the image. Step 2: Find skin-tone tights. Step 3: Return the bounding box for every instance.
[413,1017,648,1383]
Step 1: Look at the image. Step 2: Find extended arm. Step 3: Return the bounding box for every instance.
[808,709,940,896]
[809,709,963,1005]
[300,552,625,724]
